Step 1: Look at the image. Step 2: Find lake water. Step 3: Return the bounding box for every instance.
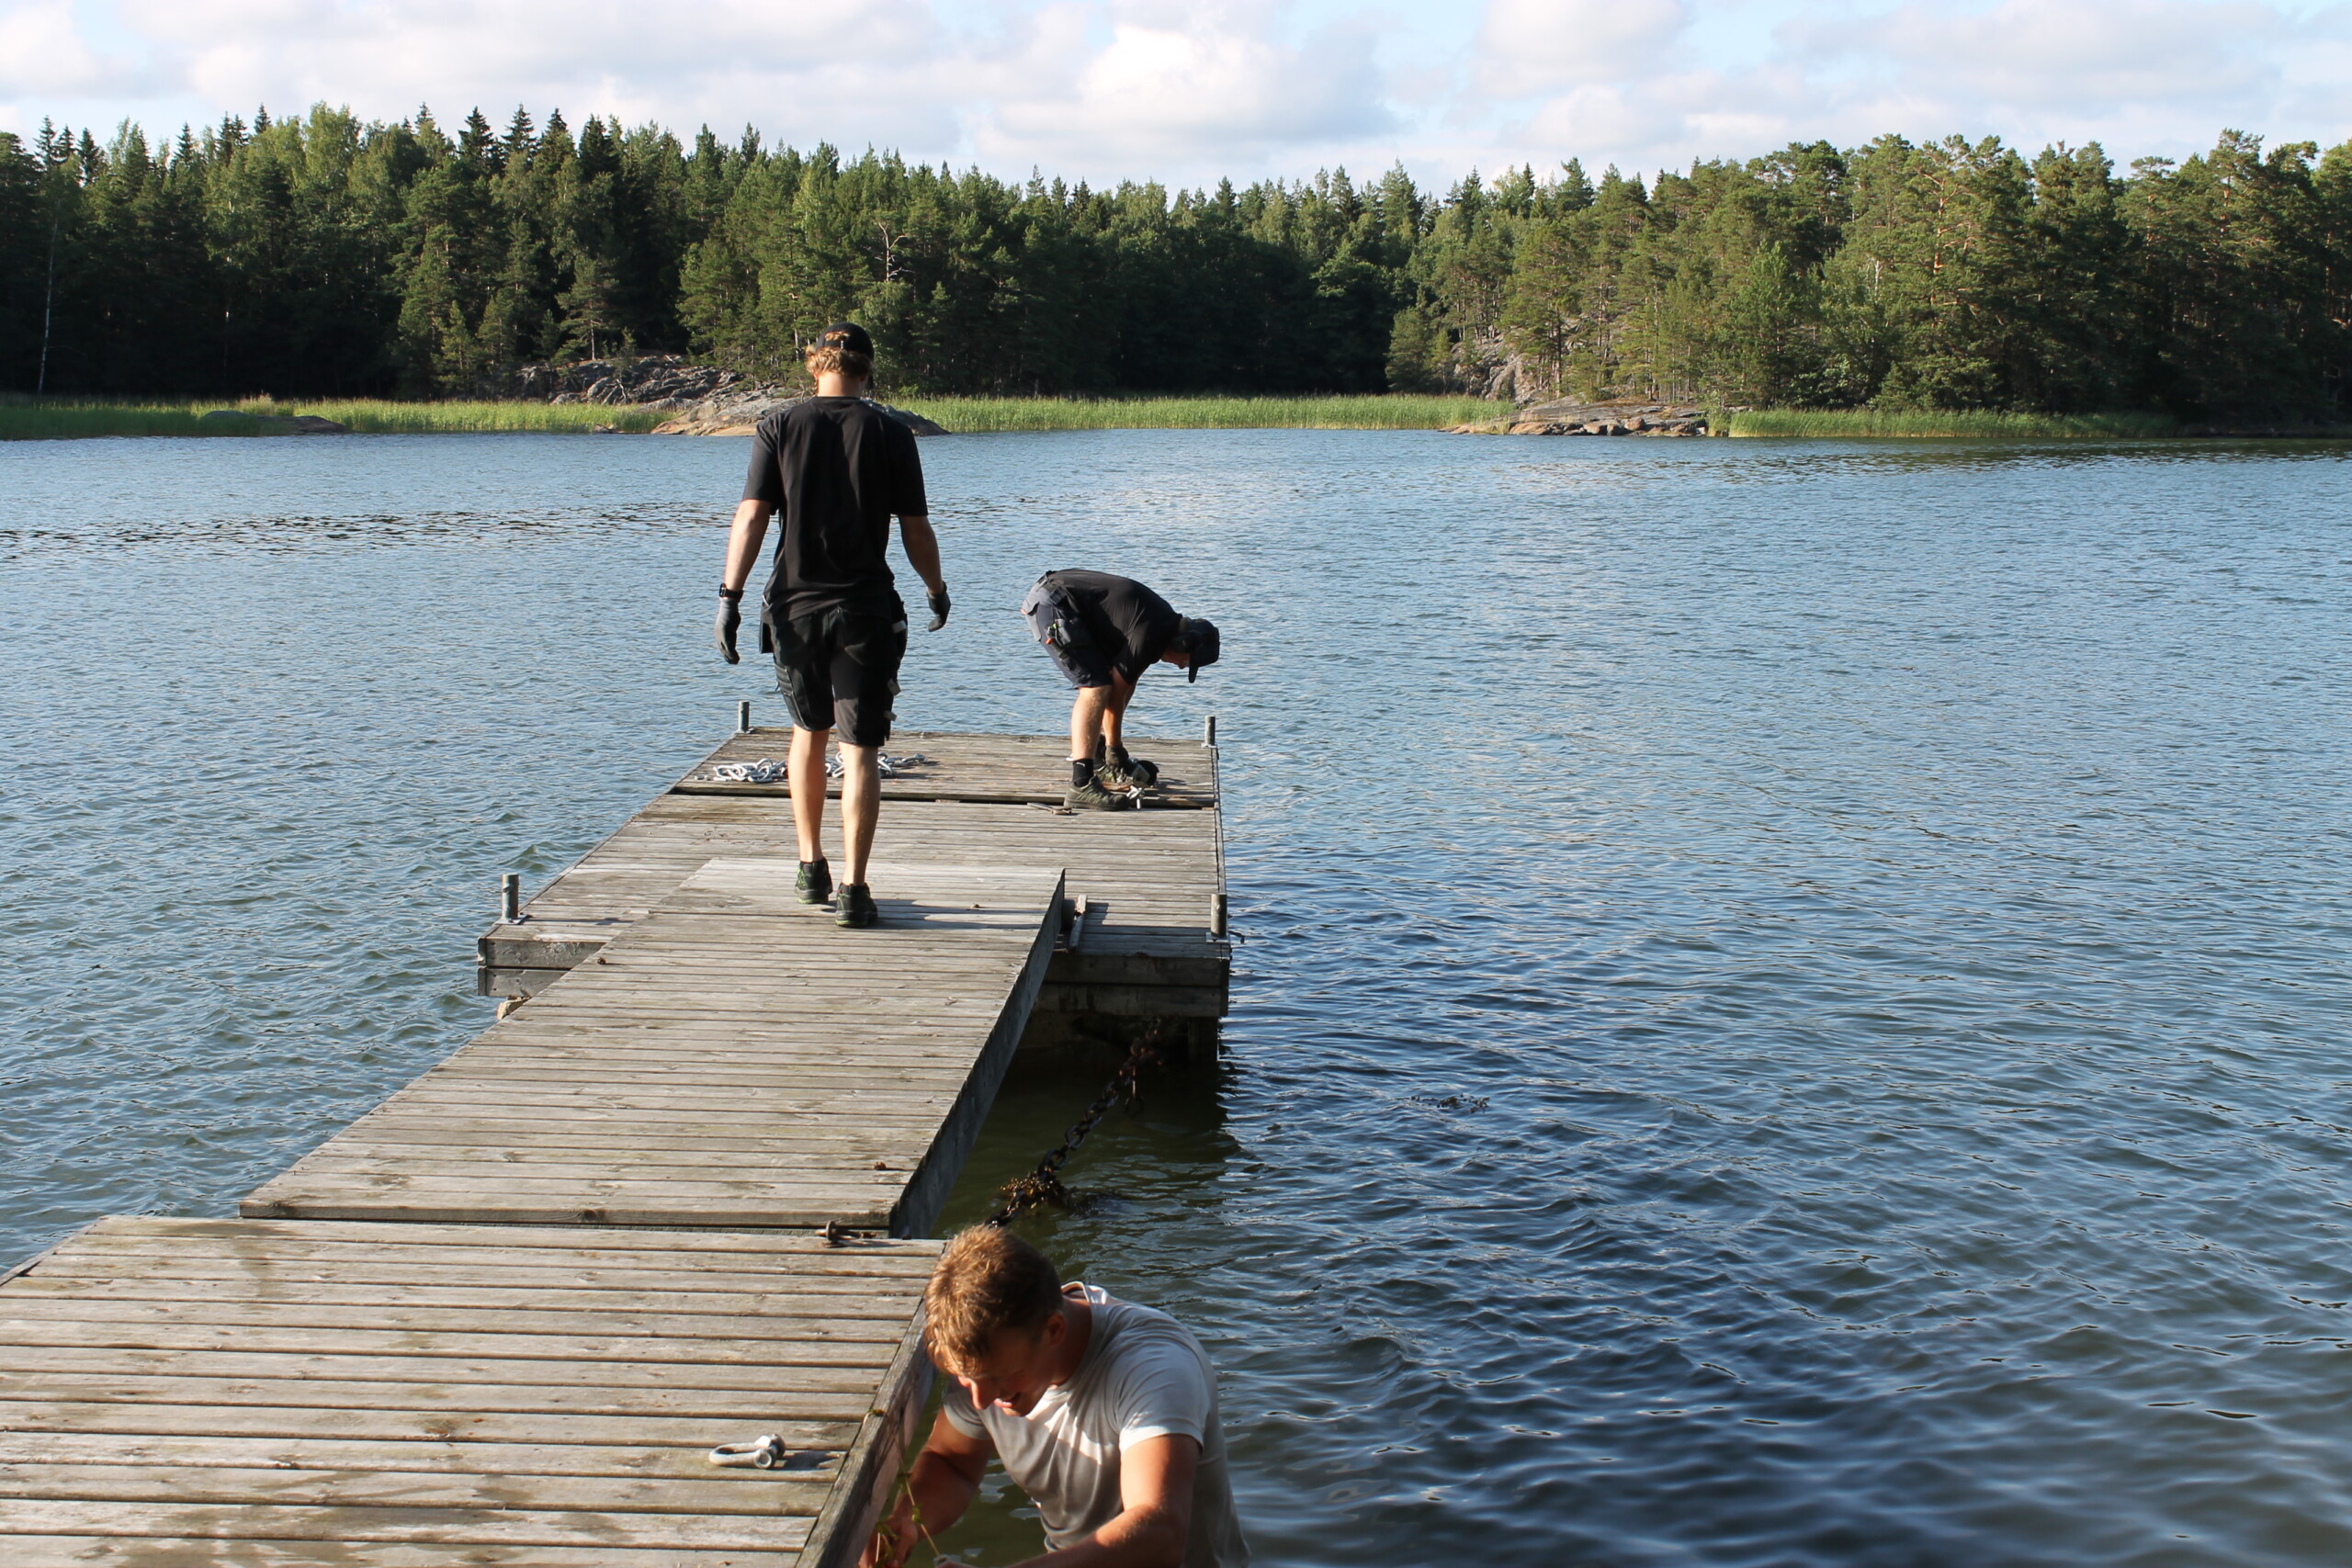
[4,429,2350,1565]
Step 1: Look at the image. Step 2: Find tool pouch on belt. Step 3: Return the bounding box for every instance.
[1021,575,1092,651]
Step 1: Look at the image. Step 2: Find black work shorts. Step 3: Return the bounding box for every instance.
[1021,575,1114,689]
[770,600,907,747]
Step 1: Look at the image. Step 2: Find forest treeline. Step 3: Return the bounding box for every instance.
[1,105,2347,420]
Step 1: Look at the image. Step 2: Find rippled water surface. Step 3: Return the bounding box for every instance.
[6,431,2352,1565]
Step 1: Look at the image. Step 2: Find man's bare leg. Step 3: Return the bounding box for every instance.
[1069,676,1136,768]
[1069,684,1112,773]
[1097,673,1137,756]
[838,742,881,887]
[788,725,830,863]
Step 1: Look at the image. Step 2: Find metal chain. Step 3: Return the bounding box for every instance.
[986,1024,1171,1226]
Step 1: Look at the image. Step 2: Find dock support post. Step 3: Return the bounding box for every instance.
[501,874,520,923]
[738,700,752,734]
[1204,714,1216,746]
[1210,891,1227,939]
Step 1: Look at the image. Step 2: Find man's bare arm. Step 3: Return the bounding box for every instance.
[724,499,772,592]
[862,1409,991,1568]
[898,513,944,595]
[1018,1434,1198,1568]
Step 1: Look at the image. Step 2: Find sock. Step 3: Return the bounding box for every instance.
[1070,759,1093,787]
[1107,744,1132,769]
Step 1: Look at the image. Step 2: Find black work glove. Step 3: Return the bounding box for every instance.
[924,585,951,632]
[716,592,742,664]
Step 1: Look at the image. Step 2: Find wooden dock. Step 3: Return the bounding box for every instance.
[480,729,1230,1053]
[0,1218,936,1565]
[0,727,1230,1565]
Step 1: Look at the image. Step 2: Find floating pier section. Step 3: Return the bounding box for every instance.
[0,727,1229,1564]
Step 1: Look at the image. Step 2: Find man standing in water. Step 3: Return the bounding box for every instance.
[716,322,948,928]
[1022,570,1219,809]
[865,1226,1249,1568]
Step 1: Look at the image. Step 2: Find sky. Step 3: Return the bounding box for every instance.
[3,0,2347,187]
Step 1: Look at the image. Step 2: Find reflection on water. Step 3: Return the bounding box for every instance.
[5,431,2352,1564]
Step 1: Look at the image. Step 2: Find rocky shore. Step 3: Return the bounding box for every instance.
[500,355,945,436]
[198,409,349,434]
[1452,399,1710,436]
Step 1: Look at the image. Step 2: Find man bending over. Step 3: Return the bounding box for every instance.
[717,322,949,927]
[1021,570,1219,810]
[865,1226,1249,1568]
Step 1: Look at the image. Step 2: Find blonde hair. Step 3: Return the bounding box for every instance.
[924,1227,1063,1372]
[805,329,874,382]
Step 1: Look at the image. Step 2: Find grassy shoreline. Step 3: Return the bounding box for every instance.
[3,394,2342,442]
[907,394,1498,431]
[0,397,667,439]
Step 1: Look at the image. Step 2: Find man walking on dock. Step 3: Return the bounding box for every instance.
[717,322,949,928]
[1022,570,1218,810]
[865,1225,1249,1568]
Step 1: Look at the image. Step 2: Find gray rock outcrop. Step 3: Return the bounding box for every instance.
[201,410,350,434]
[1453,400,1708,436]
[493,355,948,436]
[650,397,946,438]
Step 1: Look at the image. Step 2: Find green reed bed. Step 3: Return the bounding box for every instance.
[0,401,268,439]
[910,394,1502,433]
[0,397,664,439]
[1727,408,2180,439]
[259,399,668,434]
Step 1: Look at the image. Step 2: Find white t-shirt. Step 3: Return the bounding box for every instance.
[941,1284,1249,1567]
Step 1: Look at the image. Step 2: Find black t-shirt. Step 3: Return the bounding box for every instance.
[744,399,928,617]
[1048,570,1183,683]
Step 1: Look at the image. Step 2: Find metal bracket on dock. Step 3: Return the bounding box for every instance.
[737,699,752,733]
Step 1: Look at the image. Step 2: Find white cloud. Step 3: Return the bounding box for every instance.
[1802,0,2290,112]
[0,0,2344,186]
[980,2,1394,171]
[1476,0,1691,97]
[0,1,114,96]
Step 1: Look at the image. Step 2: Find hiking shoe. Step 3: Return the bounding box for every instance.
[1099,756,1159,790]
[835,882,878,928]
[1064,774,1140,811]
[797,860,832,906]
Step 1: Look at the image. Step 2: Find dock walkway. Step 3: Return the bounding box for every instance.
[481,728,1230,1050]
[0,728,1229,1565]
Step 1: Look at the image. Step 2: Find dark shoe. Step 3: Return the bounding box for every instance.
[836,883,878,928]
[797,860,832,906]
[1099,756,1159,790]
[1064,774,1139,811]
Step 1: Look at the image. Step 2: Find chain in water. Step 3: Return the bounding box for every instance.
[986,1025,1171,1226]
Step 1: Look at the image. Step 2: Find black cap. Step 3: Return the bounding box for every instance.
[815,321,874,358]
[1181,617,1219,682]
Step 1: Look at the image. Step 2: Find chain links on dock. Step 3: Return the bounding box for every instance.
[986,1023,1171,1225]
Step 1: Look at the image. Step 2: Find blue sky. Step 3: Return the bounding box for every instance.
[4,1,2346,186]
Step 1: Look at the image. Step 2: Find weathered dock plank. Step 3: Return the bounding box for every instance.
[247,858,1062,1235]
[479,729,1231,1041]
[0,1217,936,1568]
